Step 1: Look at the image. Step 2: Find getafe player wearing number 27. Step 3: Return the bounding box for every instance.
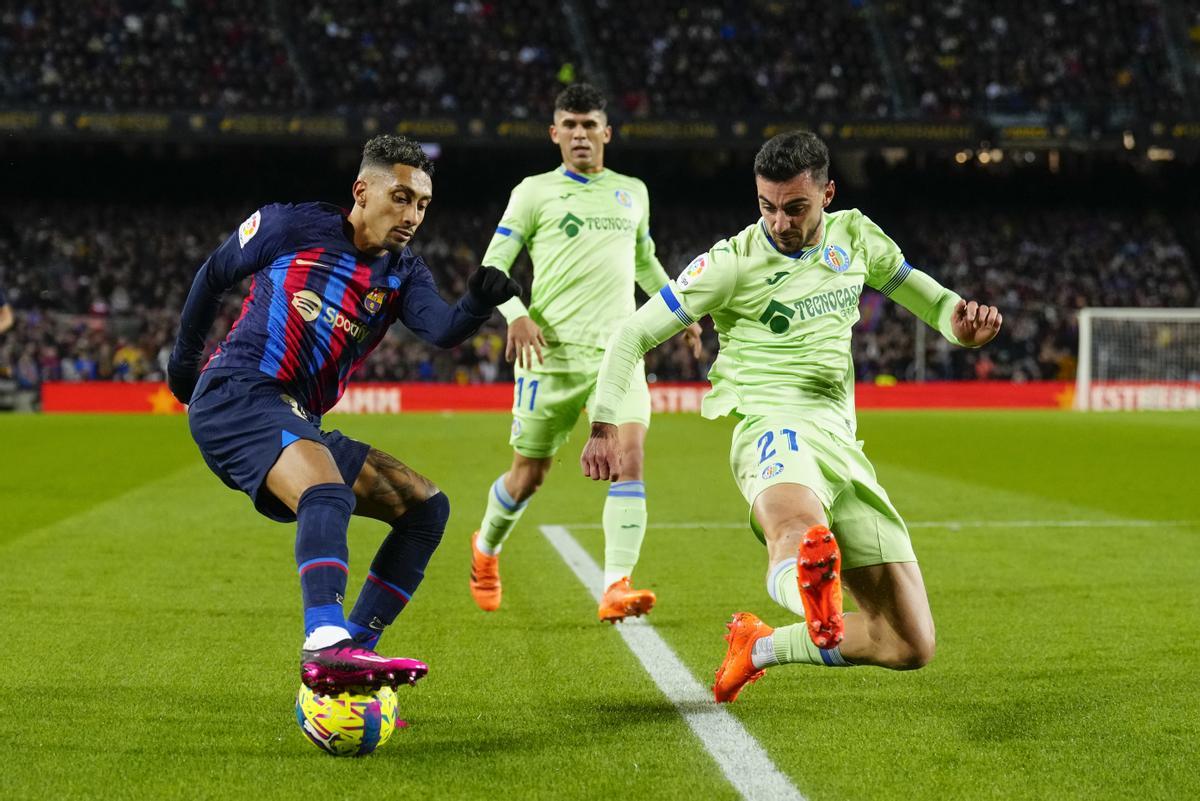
[467,84,702,622]
[582,131,1002,701]
[167,135,520,695]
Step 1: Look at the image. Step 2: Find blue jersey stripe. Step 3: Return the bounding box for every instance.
[563,169,589,184]
[258,253,299,376]
[308,252,356,389]
[495,225,524,242]
[658,284,695,325]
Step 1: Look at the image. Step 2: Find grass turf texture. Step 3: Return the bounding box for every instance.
[2,410,1197,800]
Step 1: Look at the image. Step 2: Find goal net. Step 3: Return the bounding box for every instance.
[1076,308,1200,410]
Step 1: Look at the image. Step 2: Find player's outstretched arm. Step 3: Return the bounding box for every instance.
[885,266,1001,348]
[581,290,688,480]
[400,263,520,349]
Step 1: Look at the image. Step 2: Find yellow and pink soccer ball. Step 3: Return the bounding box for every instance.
[295,684,399,757]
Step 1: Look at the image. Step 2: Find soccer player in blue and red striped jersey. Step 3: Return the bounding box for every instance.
[167,135,521,694]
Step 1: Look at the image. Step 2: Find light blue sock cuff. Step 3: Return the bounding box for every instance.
[492,476,528,513]
[766,558,796,606]
[819,646,853,667]
[608,480,646,499]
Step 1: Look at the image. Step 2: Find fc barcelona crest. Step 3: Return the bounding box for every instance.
[363,287,387,315]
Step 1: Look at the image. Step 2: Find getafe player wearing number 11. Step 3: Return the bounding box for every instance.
[582,131,1003,701]
[467,84,702,621]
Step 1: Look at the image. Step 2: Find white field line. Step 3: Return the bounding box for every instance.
[560,519,1198,531]
[540,524,805,801]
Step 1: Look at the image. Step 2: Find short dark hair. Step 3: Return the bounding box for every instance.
[554,83,607,115]
[359,134,434,177]
[753,131,829,183]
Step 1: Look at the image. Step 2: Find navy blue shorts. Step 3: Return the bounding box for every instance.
[188,368,370,523]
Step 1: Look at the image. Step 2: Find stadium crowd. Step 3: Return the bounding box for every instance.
[1,202,1195,391]
[585,0,891,119]
[886,0,1189,121]
[1,0,1196,121]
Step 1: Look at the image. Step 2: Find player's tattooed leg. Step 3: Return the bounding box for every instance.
[352,448,440,521]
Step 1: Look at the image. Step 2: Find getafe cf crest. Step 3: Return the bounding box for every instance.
[363,287,387,315]
[614,189,633,208]
[761,462,785,480]
[822,244,851,273]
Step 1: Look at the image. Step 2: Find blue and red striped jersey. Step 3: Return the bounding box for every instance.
[172,202,491,414]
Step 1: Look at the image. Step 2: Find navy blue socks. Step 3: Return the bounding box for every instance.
[295,482,356,638]
[348,492,450,649]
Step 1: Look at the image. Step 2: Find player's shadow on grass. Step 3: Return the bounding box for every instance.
[586,698,695,723]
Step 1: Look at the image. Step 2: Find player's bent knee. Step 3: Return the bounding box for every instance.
[399,492,450,547]
[891,633,936,671]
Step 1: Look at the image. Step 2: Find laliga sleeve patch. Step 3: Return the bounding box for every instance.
[238,210,261,249]
[676,253,707,288]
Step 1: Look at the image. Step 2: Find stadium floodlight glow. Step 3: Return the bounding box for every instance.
[1076,308,1200,411]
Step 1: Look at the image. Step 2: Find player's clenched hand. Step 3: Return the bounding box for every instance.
[951,299,1003,347]
[506,316,546,368]
[166,360,198,405]
[681,322,703,359]
[467,266,522,307]
[580,422,621,481]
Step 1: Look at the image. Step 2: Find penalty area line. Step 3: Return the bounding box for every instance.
[540,524,805,801]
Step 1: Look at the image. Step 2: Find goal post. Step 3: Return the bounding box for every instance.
[1076,308,1200,410]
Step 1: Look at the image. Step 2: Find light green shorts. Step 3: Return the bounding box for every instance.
[509,343,651,458]
[730,411,916,569]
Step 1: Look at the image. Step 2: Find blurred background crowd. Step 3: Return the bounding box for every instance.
[2,0,1199,392]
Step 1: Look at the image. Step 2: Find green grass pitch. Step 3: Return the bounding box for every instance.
[2,410,1198,800]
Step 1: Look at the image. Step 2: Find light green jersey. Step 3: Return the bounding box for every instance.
[592,209,966,428]
[483,166,670,349]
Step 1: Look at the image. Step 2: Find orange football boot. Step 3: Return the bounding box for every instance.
[798,525,844,648]
[597,577,656,623]
[713,612,774,703]
[469,531,501,611]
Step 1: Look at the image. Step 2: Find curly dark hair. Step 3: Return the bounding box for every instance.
[554,83,607,115]
[754,131,829,183]
[359,134,435,177]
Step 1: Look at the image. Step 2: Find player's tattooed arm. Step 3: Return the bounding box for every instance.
[352,448,440,521]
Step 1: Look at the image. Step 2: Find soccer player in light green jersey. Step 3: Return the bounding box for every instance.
[468,84,702,621]
[581,131,1002,701]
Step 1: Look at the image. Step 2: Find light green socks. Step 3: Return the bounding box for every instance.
[477,475,529,555]
[766,557,806,616]
[756,557,852,668]
[602,480,647,587]
[770,623,852,667]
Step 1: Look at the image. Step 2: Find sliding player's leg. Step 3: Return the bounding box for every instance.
[714,414,933,701]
